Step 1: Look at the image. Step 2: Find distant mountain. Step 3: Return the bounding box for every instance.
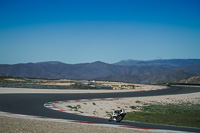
[114,59,200,66]
[0,59,200,84]
[36,61,65,65]
[0,61,130,79]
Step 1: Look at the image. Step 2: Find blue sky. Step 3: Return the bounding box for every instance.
[0,0,200,64]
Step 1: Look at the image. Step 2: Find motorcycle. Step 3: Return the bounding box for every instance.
[108,109,126,122]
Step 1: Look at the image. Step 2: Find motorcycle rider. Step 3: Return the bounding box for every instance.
[110,109,126,122]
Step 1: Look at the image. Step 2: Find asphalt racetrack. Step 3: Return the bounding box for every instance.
[0,86,200,132]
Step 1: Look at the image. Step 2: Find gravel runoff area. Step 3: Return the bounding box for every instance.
[54,91,200,119]
[0,112,161,133]
[0,85,187,133]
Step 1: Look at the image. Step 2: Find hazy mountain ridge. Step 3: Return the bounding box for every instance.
[114,59,200,66]
[0,59,200,84]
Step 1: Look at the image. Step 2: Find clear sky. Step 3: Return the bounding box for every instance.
[0,0,200,64]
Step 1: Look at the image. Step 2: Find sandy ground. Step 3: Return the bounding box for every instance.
[0,85,198,133]
[54,92,200,118]
[0,84,165,94]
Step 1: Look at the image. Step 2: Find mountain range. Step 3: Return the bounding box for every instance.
[0,59,200,84]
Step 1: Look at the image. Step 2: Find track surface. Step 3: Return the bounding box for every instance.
[0,86,200,132]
